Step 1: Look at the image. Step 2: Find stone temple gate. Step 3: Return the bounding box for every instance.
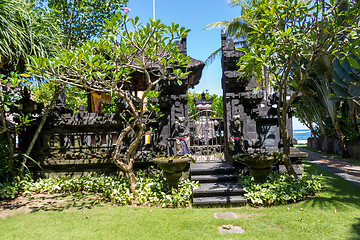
[220,32,293,163]
[220,32,306,167]
[23,34,304,178]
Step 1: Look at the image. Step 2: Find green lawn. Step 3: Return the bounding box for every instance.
[1,163,360,240]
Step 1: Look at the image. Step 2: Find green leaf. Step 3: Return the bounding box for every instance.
[348,85,360,98]
[333,58,353,84]
[331,82,349,99]
[3,105,10,112]
[290,79,298,89]
[347,56,360,69]
[19,74,31,78]
[284,28,292,36]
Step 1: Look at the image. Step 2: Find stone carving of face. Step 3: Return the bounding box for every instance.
[178,116,185,122]
[175,116,188,137]
[230,114,243,136]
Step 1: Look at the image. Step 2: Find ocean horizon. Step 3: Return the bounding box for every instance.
[293,129,311,141]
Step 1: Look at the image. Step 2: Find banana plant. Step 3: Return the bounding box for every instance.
[332,55,360,105]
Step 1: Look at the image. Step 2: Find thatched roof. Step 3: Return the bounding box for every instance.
[128,55,204,91]
[187,57,205,89]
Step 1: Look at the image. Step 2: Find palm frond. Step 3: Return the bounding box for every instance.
[0,0,63,73]
[226,20,251,38]
[205,47,222,65]
[204,0,256,64]
[230,0,240,6]
[313,76,337,123]
[205,16,250,40]
[204,21,231,30]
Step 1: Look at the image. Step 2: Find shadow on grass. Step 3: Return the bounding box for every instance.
[31,194,105,213]
[350,218,360,240]
[302,163,360,209]
[303,163,360,239]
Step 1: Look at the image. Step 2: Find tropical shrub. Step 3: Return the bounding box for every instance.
[239,172,323,206]
[0,174,199,208]
[136,175,197,207]
[0,182,20,199]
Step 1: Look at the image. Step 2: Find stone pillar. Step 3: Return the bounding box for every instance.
[221,32,299,166]
[156,38,190,156]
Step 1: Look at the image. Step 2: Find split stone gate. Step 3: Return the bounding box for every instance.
[25,34,304,177]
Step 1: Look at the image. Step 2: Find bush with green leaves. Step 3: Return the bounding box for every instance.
[0,182,20,199]
[239,172,323,206]
[0,174,32,199]
[1,174,199,208]
[136,174,197,207]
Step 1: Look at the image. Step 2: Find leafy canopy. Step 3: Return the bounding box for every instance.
[236,0,360,173]
[238,0,360,95]
[27,14,192,194]
[28,14,191,97]
[42,0,129,48]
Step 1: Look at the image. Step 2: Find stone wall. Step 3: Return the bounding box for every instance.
[27,111,159,178]
[308,137,360,159]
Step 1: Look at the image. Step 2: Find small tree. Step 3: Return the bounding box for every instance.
[28,14,191,196]
[238,0,360,175]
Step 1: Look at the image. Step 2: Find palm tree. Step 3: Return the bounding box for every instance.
[0,0,63,174]
[205,0,250,64]
[0,0,63,75]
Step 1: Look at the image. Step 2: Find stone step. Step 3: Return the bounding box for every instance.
[193,182,245,197]
[190,161,247,206]
[193,195,247,206]
[190,162,236,175]
[191,174,238,183]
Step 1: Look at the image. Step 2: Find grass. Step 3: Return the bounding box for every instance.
[1,163,360,240]
[298,145,360,166]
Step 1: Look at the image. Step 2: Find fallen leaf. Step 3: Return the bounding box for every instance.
[223,224,233,230]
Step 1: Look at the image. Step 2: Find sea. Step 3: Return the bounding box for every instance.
[293,129,311,142]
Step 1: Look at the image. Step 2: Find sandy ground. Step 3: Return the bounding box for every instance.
[0,193,103,218]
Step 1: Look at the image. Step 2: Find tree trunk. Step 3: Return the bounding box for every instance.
[264,66,271,100]
[324,134,332,153]
[280,117,297,177]
[20,90,61,172]
[334,118,350,158]
[112,119,146,198]
[113,158,138,201]
[0,105,14,159]
[127,166,138,197]
[351,101,360,136]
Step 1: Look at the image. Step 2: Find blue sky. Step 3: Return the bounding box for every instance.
[127,0,308,130]
[127,0,238,96]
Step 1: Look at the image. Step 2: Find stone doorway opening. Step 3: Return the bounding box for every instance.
[188,93,224,162]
